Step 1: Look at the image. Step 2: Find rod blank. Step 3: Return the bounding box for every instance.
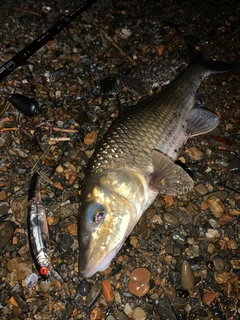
[0,0,98,81]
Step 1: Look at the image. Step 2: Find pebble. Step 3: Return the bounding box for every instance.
[5,268,18,288]
[106,316,116,320]
[181,260,195,292]
[208,218,220,229]
[11,285,27,308]
[206,229,220,238]
[77,279,90,296]
[163,212,179,226]
[187,244,200,258]
[194,183,208,196]
[7,257,23,272]
[165,244,174,255]
[35,83,49,95]
[114,291,122,304]
[0,267,8,277]
[185,202,200,217]
[203,191,229,201]
[113,309,128,320]
[227,239,237,250]
[86,284,102,308]
[228,157,240,173]
[102,279,114,302]
[156,297,177,320]
[199,269,208,281]
[84,132,98,145]
[10,195,28,224]
[185,147,203,160]
[207,244,216,254]
[0,190,7,200]
[229,209,240,216]
[202,291,217,306]
[62,283,70,298]
[15,261,33,281]
[169,270,181,287]
[228,197,236,207]
[212,256,225,272]
[0,221,15,248]
[8,296,18,307]
[157,44,165,55]
[124,303,132,316]
[66,223,77,236]
[218,249,232,259]
[110,264,122,276]
[128,267,151,297]
[90,307,102,320]
[12,307,22,317]
[132,307,147,320]
[207,196,225,218]
[171,296,188,310]
[164,194,174,206]
[172,232,186,245]
[37,279,54,292]
[0,201,10,214]
[163,286,176,299]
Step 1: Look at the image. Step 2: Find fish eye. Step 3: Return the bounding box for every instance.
[94,210,105,223]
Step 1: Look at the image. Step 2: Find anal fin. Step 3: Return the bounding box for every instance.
[186,108,219,138]
[149,150,194,195]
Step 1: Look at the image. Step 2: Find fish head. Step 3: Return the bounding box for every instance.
[78,169,147,278]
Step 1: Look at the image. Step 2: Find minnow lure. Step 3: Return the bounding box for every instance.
[28,172,51,280]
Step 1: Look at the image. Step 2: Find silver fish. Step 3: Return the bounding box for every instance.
[78,49,232,278]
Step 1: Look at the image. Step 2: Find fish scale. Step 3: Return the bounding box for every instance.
[87,63,205,175]
[78,50,233,278]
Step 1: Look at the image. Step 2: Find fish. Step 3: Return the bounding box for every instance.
[78,48,233,278]
[28,172,51,280]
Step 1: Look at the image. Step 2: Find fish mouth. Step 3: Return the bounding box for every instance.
[79,241,124,278]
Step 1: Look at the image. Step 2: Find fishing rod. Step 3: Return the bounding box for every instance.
[0,0,98,81]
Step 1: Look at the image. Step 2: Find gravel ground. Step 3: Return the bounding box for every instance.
[0,0,240,319]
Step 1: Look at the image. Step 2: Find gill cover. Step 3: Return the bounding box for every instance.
[78,169,147,278]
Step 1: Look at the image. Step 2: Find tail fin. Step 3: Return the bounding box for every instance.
[189,45,234,74]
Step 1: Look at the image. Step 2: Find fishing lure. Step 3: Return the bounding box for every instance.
[28,172,51,280]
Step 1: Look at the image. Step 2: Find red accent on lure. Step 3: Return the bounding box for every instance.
[40,266,49,276]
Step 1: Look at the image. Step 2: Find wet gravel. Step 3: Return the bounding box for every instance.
[0,0,240,319]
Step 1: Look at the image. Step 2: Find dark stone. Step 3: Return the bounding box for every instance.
[156,297,177,320]
[77,279,90,296]
[168,270,181,287]
[0,221,15,249]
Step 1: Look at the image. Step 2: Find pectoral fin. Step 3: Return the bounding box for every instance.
[186,108,219,138]
[149,150,194,195]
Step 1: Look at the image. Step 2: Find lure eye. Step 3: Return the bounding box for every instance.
[40,266,49,276]
[94,210,105,223]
